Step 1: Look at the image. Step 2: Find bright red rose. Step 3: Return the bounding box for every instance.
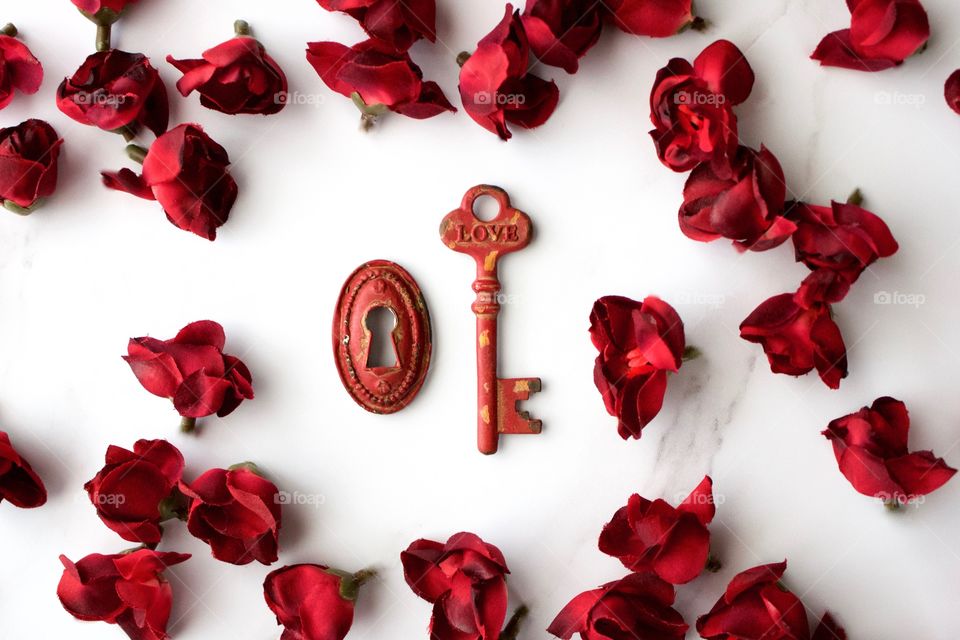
[180,465,281,566]
[0,30,42,110]
[85,439,184,544]
[0,119,63,214]
[306,39,454,125]
[401,532,509,640]
[72,0,139,17]
[0,431,46,508]
[548,572,688,639]
[696,561,808,640]
[167,30,288,116]
[264,564,373,640]
[812,0,929,71]
[590,295,685,440]
[459,5,560,140]
[57,50,168,137]
[650,40,754,176]
[316,0,436,51]
[102,123,238,240]
[823,397,956,504]
[599,476,714,584]
[605,0,694,37]
[680,145,794,251]
[946,70,960,115]
[122,320,254,424]
[58,549,189,640]
[521,0,602,73]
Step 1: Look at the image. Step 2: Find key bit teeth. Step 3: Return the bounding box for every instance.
[497,377,543,435]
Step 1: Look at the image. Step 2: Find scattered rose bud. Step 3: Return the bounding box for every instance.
[521,0,603,73]
[0,431,46,508]
[814,613,848,640]
[0,118,63,215]
[812,0,930,71]
[605,0,695,37]
[0,24,42,110]
[315,0,436,51]
[102,123,238,240]
[264,564,375,640]
[589,295,687,440]
[823,396,956,505]
[946,69,960,115]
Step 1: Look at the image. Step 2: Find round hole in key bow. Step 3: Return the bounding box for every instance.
[472,194,501,221]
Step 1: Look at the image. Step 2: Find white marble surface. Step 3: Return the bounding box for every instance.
[1,0,959,638]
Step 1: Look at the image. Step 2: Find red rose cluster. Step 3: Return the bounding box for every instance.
[813,0,930,71]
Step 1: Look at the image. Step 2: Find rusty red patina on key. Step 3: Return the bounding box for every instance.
[440,185,542,454]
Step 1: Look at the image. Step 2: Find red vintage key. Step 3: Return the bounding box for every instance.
[440,185,542,454]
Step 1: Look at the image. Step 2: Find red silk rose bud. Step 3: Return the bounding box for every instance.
[459,5,560,140]
[306,39,455,128]
[680,145,796,252]
[402,532,510,639]
[167,22,288,116]
[823,397,957,505]
[650,40,753,176]
[599,476,715,584]
[947,70,960,115]
[0,26,43,110]
[521,0,602,73]
[57,50,169,138]
[316,0,436,51]
[264,564,374,640]
[0,431,46,508]
[812,0,929,71]
[605,0,695,37]
[696,561,809,640]
[84,439,184,544]
[58,548,189,640]
[548,572,688,639]
[0,119,63,214]
[589,295,686,440]
[102,124,238,240]
[179,465,281,566]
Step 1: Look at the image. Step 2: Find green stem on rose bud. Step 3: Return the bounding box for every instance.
[884,499,902,512]
[3,200,34,216]
[228,461,263,476]
[499,605,529,640]
[234,19,251,37]
[180,416,197,434]
[682,346,702,362]
[125,143,148,164]
[96,22,111,52]
[1,23,18,37]
[352,569,377,586]
[690,16,709,32]
[846,188,864,207]
[705,553,723,573]
[456,51,472,67]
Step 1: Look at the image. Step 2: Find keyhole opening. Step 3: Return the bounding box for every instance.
[365,306,399,369]
[472,194,500,221]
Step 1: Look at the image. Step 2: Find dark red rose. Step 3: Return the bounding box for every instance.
[306,39,454,125]
[812,0,929,71]
[521,0,602,73]
[179,465,281,565]
[264,564,373,640]
[316,0,436,51]
[696,561,808,640]
[459,5,560,140]
[58,548,189,640]
[72,0,139,17]
[794,269,851,307]
[813,613,847,640]
[401,532,509,640]
[823,397,956,504]
[0,30,42,110]
[0,431,46,508]
[167,31,288,116]
[0,119,63,214]
[680,145,794,251]
[102,123,237,240]
[605,0,694,37]
[599,476,714,584]
[589,295,685,440]
[57,50,168,137]
[947,70,960,115]
[548,572,688,639]
[650,40,754,175]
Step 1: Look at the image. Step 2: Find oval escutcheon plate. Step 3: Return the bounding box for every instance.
[332,260,432,414]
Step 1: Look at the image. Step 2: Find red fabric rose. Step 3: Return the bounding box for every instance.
[306,39,455,123]
[548,572,688,639]
[102,123,238,240]
[459,5,560,140]
[122,320,254,421]
[264,564,368,640]
[179,465,281,565]
[72,0,138,16]
[680,145,795,251]
[650,40,754,175]
[0,31,42,110]
[401,532,509,640]
[0,431,46,508]
[0,119,63,213]
[696,561,808,640]
[57,50,168,137]
[599,476,714,584]
[85,439,184,544]
[946,70,960,115]
[812,0,929,71]
[589,295,685,440]
[605,0,694,37]
[823,397,956,503]
[167,34,288,116]
[316,0,436,51]
[58,548,189,640]
[521,0,603,73]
